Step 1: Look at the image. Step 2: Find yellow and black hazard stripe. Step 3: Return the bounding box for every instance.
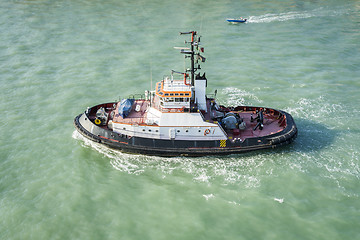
[220,140,226,147]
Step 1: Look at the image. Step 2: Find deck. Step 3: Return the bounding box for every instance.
[112,100,150,125]
[95,98,286,140]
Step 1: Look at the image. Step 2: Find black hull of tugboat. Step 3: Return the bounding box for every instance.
[74,110,297,157]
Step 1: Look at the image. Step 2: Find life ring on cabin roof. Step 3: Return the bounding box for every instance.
[204,129,211,136]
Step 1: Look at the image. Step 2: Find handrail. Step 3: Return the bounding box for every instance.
[118,94,146,101]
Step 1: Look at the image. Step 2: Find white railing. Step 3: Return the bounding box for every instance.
[162,78,191,92]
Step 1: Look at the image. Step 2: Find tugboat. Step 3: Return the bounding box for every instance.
[74,31,297,157]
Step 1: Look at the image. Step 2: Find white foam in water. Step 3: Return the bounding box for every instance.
[222,87,263,106]
[203,194,215,201]
[73,130,267,187]
[248,12,314,23]
[284,96,345,123]
[274,198,284,204]
[247,7,350,23]
[193,171,211,183]
[72,130,146,174]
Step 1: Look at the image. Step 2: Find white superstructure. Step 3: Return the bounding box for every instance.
[111,31,227,141]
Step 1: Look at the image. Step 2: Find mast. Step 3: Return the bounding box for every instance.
[179,31,206,86]
[190,32,195,86]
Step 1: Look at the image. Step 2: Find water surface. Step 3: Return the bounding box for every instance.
[1,0,359,239]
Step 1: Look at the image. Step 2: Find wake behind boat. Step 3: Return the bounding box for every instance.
[74,31,297,157]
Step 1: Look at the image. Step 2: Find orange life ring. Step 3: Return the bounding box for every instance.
[204,129,211,136]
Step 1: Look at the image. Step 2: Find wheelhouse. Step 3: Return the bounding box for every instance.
[155,76,192,109]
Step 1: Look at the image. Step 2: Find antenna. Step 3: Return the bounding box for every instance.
[150,60,152,92]
[199,16,203,36]
[150,54,153,106]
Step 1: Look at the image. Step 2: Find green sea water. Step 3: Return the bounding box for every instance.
[1,0,359,239]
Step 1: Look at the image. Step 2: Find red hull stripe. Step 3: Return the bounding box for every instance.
[99,135,128,145]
